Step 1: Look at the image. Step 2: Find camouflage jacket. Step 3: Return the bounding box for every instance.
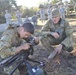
[41,19,73,48]
[0,27,23,59]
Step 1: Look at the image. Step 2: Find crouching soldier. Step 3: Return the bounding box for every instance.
[40,8,74,60]
[0,23,39,75]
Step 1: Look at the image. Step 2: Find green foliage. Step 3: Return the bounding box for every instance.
[0,0,12,15]
[51,0,59,4]
[69,7,74,11]
[22,7,39,18]
[70,0,76,3]
[11,0,18,10]
[39,2,52,9]
[0,0,17,23]
[39,4,44,8]
[0,16,6,24]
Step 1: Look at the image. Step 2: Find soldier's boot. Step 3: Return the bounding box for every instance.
[61,46,73,58]
[48,50,58,60]
[18,65,27,75]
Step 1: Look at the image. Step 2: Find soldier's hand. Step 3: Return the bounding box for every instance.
[15,43,30,53]
[21,43,30,50]
[34,37,39,44]
[50,32,59,39]
[55,44,63,54]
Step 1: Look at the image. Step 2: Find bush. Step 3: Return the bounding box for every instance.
[22,7,39,18]
[0,16,6,24]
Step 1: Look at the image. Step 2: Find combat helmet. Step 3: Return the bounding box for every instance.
[52,8,60,18]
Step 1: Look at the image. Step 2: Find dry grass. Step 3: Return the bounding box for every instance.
[68,19,76,26]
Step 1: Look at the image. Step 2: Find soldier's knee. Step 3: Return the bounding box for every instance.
[63,46,73,52]
[67,47,73,52]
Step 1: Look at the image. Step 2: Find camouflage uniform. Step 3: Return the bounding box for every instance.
[59,5,65,19]
[5,10,12,26]
[40,9,73,53]
[0,27,26,75]
[39,8,45,23]
[16,11,23,26]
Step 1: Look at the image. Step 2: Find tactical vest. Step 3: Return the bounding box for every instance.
[56,19,66,41]
[51,19,66,42]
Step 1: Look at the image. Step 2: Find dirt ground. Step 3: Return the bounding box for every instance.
[0,18,76,75]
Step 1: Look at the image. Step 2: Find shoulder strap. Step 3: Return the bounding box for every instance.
[60,19,65,27]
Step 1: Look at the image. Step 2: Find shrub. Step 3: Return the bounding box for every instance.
[0,16,6,24]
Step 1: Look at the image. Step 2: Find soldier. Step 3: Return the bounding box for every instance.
[59,5,65,19]
[39,8,45,23]
[31,15,38,25]
[16,10,23,26]
[4,10,12,26]
[47,7,52,20]
[40,8,74,59]
[24,16,31,23]
[0,23,39,75]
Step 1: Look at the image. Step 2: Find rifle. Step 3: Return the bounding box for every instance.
[0,36,45,75]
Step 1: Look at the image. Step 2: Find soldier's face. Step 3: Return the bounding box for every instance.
[20,27,31,39]
[23,31,31,39]
[52,16,60,24]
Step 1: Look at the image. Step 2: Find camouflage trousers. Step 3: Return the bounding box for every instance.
[40,35,59,52]
[40,35,73,52]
